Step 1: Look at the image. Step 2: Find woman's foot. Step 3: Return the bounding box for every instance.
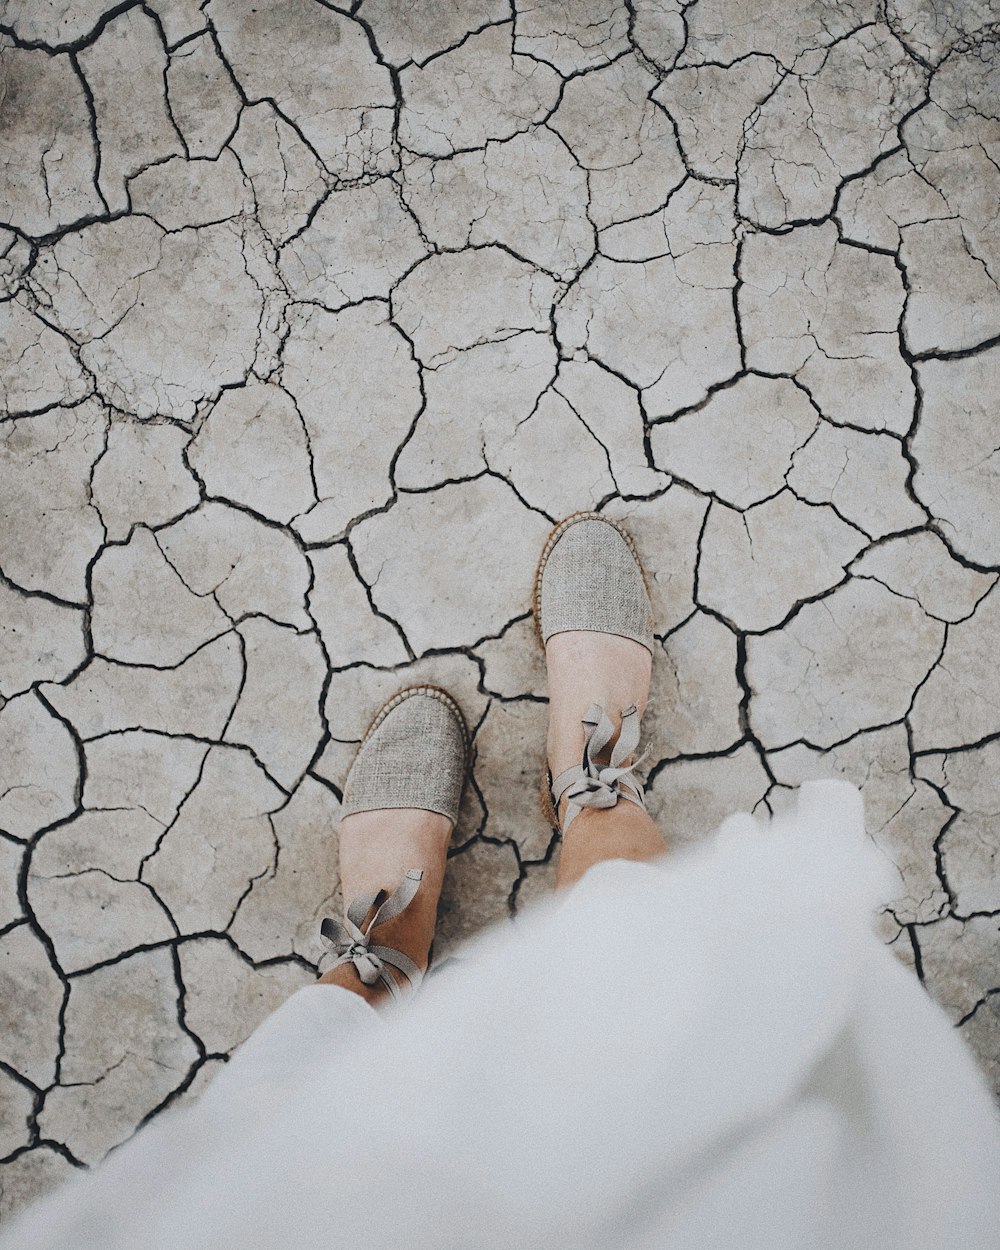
[318,807,452,1005]
[317,687,468,1006]
[545,630,652,800]
[534,514,667,886]
[545,631,665,887]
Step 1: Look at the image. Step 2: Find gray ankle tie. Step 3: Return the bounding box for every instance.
[320,868,424,999]
[551,704,647,833]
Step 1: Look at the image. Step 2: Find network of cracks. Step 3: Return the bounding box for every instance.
[1,0,999,1225]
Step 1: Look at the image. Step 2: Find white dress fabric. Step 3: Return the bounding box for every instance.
[4,780,999,1250]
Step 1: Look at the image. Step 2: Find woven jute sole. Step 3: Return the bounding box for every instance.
[530,511,653,833]
[539,757,560,835]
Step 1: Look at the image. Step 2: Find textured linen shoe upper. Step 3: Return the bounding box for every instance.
[340,687,468,824]
[537,514,654,654]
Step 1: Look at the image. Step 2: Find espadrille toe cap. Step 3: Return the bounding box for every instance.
[537,515,653,654]
[341,687,468,825]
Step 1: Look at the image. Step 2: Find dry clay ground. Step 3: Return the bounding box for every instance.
[1,0,999,1226]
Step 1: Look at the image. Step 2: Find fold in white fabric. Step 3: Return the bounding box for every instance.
[4,781,998,1250]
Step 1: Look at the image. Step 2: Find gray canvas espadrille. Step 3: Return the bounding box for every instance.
[533,513,654,832]
[340,685,469,824]
[533,512,654,655]
[320,686,469,998]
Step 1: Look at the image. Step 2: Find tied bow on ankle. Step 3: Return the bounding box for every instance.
[320,868,425,1000]
[551,703,647,832]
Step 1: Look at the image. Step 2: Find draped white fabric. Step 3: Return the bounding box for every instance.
[5,780,998,1250]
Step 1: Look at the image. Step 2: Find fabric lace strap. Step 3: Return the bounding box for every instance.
[319,868,424,999]
[551,703,647,833]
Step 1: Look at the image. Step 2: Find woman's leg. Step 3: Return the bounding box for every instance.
[545,629,667,889]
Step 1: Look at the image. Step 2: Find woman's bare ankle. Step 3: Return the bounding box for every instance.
[317,963,387,1005]
[555,801,667,890]
[320,808,450,1004]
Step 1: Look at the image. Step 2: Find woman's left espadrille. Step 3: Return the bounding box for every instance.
[319,686,469,999]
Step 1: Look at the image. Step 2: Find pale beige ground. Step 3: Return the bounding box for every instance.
[1,0,999,1226]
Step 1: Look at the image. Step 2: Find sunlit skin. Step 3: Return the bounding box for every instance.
[319,629,666,1005]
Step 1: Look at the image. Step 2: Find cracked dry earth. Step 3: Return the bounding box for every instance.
[1,0,999,1227]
